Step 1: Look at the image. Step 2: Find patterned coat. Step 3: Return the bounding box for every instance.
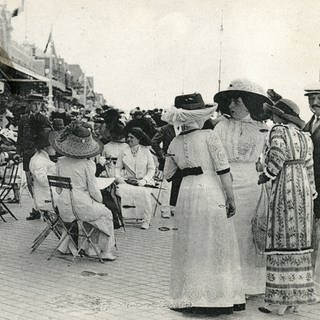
[304,115,320,218]
[263,124,316,253]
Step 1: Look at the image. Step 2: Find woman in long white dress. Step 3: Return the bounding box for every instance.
[214,79,271,295]
[163,93,245,315]
[50,121,116,261]
[115,127,155,230]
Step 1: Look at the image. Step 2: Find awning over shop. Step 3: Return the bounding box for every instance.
[0,55,49,82]
[1,56,67,93]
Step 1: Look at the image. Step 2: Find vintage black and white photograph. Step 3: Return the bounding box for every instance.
[0,0,319,319]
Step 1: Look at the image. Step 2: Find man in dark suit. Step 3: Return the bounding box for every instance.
[304,83,320,267]
[17,95,50,220]
[151,124,180,218]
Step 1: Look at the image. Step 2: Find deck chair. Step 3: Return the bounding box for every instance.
[0,161,19,222]
[47,175,104,263]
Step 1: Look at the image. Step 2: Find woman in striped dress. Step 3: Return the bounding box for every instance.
[258,99,316,315]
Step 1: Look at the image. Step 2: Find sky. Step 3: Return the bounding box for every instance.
[4,0,320,119]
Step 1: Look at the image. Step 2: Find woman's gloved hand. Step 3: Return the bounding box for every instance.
[258,173,270,185]
[98,156,106,166]
[138,179,147,187]
[115,177,125,184]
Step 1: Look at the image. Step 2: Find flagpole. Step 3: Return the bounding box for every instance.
[83,74,86,108]
[48,27,54,110]
[218,10,224,92]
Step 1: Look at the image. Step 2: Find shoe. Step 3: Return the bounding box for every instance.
[258,306,272,314]
[101,253,116,261]
[141,222,150,230]
[26,211,41,220]
[287,306,299,313]
[161,211,170,219]
[258,305,288,316]
[276,306,288,316]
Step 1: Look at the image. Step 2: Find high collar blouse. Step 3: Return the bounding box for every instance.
[214,117,268,163]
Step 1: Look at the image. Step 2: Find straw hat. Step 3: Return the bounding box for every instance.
[304,82,320,96]
[263,99,305,129]
[50,121,103,159]
[213,79,272,120]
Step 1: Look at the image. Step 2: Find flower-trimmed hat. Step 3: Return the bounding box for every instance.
[213,79,272,120]
[263,98,305,129]
[49,121,103,159]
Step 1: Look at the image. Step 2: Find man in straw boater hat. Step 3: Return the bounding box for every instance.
[213,79,271,297]
[162,93,245,315]
[304,82,320,299]
[50,120,116,261]
[257,98,316,314]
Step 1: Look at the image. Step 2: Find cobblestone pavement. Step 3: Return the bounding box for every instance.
[0,195,319,320]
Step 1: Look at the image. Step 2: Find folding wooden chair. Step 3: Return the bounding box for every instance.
[47,175,104,263]
[0,161,19,222]
[30,171,78,255]
[31,210,63,252]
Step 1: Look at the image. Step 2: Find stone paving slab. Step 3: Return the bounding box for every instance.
[0,195,319,320]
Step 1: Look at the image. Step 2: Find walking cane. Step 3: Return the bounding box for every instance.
[152,178,164,217]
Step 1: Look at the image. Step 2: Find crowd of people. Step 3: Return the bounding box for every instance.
[1,78,320,316]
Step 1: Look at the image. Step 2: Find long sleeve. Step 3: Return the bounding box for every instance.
[151,126,165,159]
[115,152,124,178]
[142,149,156,183]
[305,135,317,198]
[164,144,178,181]
[33,163,56,187]
[263,125,287,180]
[86,160,103,203]
[29,152,56,187]
[16,117,24,155]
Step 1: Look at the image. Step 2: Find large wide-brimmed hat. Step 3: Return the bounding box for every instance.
[49,121,103,159]
[263,98,305,129]
[213,79,272,120]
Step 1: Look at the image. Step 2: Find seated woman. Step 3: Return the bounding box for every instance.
[100,123,128,178]
[28,115,56,212]
[50,121,116,261]
[115,127,156,229]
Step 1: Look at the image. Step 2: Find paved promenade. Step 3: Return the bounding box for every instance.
[0,195,319,320]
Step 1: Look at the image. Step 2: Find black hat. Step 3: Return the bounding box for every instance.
[263,99,305,129]
[174,93,205,110]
